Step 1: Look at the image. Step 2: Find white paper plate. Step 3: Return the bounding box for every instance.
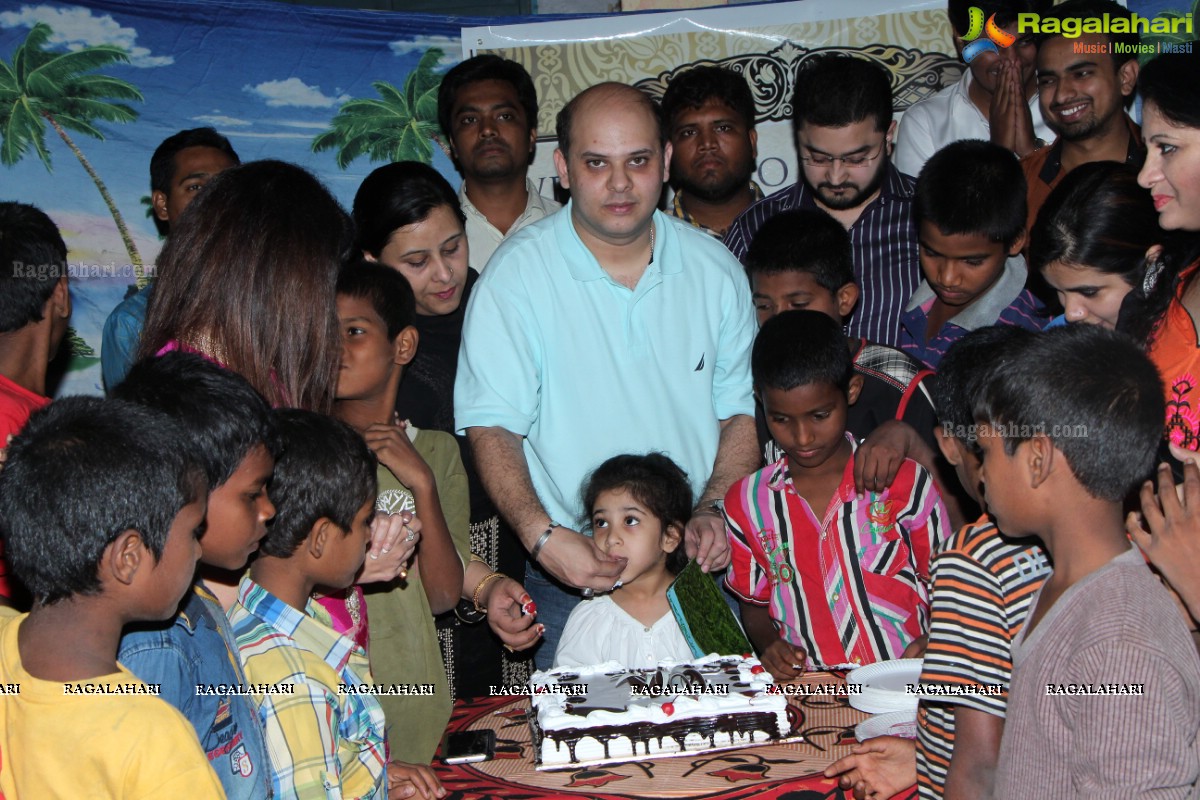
[854,710,918,742]
[847,659,923,714]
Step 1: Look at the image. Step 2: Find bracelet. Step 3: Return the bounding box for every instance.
[469,552,492,570]
[529,521,559,564]
[692,500,724,518]
[472,571,505,614]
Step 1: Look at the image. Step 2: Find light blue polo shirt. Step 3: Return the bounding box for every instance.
[455,203,756,527]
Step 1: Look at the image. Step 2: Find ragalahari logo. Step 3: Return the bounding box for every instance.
[961,7,1018,63]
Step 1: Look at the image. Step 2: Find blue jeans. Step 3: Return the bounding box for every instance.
[524,563,581,671]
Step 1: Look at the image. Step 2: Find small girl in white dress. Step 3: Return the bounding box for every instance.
[555,453,695,668]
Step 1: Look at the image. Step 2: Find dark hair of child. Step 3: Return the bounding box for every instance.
[336,259,418,340]
[744,209,854,293]
[661,65,756,131]
[352,162,465,259]
[916,140,1028,248]
[972,324,1164,501]
[752,309,854,393]
[582,453,692,575]
[0,202,67,333]
[115,352,277,491]
[1028,161,1171,346]
[791,54,893,133]
[0,396,205,605]
[934,325,1039,453]
[257,409,378,559]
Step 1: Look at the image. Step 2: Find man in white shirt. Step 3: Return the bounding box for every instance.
[437,55,561,269]
[894,0,1054,177]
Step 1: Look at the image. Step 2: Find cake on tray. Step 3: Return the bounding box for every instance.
[529,654,794,768]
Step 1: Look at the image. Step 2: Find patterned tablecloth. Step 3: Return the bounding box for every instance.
[432,671,918,800]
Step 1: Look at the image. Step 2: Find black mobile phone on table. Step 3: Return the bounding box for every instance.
[441,729,496,764]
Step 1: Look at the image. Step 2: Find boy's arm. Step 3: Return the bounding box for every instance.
[366,423,463,614]
[740,601,805,681]
[942,706,1004,800]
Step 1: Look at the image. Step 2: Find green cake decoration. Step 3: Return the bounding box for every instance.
[667,559,752,658]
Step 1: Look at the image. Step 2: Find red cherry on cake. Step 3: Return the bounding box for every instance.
[750,665,765,675]
[662,702,675,716]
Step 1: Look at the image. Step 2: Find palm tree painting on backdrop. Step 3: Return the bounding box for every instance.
[0,22,145,283]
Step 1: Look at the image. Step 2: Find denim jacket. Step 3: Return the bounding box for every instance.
[120,583,274,800]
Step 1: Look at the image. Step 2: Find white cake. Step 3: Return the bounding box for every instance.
[529,654,792,768]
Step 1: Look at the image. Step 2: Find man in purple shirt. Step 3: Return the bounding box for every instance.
[724,55,921,347]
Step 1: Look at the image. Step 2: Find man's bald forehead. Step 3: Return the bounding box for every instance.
[556,82,664,156]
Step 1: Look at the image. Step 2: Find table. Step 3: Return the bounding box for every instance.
[432,671,919,800]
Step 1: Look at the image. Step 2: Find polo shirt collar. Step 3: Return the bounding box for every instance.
[904,254,1029,332]
[558,203,680,281]
[237,577,355,673]
[1038,114,1144,186]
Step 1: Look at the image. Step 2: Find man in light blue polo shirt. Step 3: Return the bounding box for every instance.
[455,82,760,668]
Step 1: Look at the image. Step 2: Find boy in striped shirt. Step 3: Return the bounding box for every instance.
[724,310,950,680]
[915,326,1051,798]
[826,326,1051,799]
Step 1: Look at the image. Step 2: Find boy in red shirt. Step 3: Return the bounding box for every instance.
[0,202,71,605]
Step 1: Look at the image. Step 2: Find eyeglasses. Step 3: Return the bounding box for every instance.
[799,140,889,170]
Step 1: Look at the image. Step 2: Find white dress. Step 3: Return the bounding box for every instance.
[554,595,694,669]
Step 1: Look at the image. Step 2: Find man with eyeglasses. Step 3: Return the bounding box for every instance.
[724,54,921,347]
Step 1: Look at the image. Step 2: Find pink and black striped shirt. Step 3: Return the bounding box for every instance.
[723,437,950,669]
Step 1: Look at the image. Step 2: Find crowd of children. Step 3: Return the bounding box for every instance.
[1,25,1199,800]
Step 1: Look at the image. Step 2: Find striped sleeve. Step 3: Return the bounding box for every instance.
[919,547,1011,716]
[722,469,772,604]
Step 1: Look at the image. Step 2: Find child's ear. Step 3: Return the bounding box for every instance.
[1007,228,1028,258]
[362,250,378,263]
[846,374,865,406]
[934,425,961,466]
[835,282,859,320]
[106,529,147,587]
[307,518,337,560]
[393,325,419,368]
[661,522,684,554]
[50,276,71,318]
[1025,433,1054,489]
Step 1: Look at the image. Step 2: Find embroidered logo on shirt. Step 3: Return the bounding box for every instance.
[694,353,705,371]
[757,528,794,584]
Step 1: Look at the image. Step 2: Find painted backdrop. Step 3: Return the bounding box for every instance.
[2,0,1186,395]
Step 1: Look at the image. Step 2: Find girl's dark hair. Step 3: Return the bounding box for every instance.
[352,161,465,258]
[138,161,352,414]
[1028,162,1170,345]
[582,453,692,575]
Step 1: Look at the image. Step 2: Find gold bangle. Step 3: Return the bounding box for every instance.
[472,572,505,614]
[469,552,492,569]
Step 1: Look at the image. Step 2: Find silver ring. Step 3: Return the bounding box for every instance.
[580,588,594,599]
[403,525,416,542]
